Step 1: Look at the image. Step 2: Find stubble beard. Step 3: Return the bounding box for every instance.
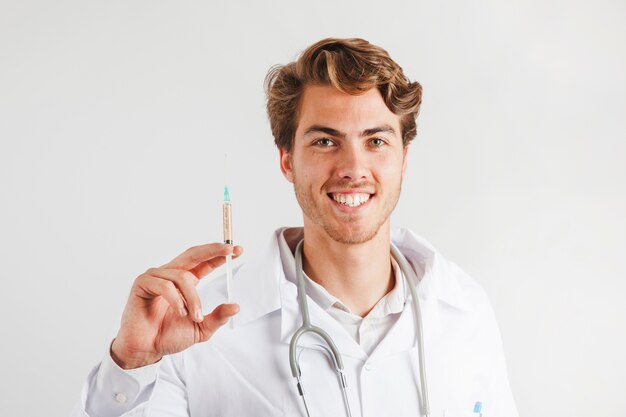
[293,176,402,245]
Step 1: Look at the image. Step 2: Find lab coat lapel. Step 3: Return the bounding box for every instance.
[368,254,441,360]
[371,229,473,359]
[392,228,474,313]
[229,231,283,328]
[279,278,368,361]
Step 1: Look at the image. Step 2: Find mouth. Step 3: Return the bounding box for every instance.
[327,192,373,208]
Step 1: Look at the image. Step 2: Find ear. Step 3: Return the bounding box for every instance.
[402,145,409,174]
[279,147,294,183]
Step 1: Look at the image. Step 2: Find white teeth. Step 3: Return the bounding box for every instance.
[332,193,370,207]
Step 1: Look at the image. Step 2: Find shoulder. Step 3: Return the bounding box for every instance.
[392,228,492,313]
[441,258,492,312]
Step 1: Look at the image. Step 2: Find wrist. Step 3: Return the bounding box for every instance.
[110,338,162,370]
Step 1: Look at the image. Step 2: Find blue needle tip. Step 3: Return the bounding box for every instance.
[223,186,230,203]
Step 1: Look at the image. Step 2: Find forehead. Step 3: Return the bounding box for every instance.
[295,85,401,136]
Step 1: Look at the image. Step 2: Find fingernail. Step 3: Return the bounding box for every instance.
[179,307,188,317]
[195,308,203,322]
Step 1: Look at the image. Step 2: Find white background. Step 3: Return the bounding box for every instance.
[1,1,624,416]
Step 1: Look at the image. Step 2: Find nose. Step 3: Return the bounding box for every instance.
[336,142,369,181]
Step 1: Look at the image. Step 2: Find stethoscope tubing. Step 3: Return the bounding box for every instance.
[390,242,430,417]
[289,239,352,416]
[288,239,430,417]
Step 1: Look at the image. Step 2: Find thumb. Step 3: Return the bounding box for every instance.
[198,303,240,340]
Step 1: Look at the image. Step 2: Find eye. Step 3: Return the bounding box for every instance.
[314,138,335,147]
[369,138,386,148]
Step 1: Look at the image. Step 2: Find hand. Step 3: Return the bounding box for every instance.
[111,243,243,369]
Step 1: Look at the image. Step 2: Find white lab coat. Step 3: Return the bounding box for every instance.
[72,228,518,417]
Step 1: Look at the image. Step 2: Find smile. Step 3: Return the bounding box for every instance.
[329,192,371,208]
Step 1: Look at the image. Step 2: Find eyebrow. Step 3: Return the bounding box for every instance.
[303,124,397,138]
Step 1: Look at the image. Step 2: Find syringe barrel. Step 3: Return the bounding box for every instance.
[223,203,232,244]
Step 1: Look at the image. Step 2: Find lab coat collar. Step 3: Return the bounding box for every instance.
[230,227,474,330]
[391,228,474,312]
[279,277,369,360]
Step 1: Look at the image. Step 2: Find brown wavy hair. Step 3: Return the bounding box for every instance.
[265,38,423,152]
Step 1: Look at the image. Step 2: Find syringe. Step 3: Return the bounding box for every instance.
[223,186,233,304]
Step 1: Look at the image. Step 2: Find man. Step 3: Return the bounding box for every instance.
[72,38,518,417]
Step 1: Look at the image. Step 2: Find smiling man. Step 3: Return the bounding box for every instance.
[72,38,518,417]
[280,84,410,318]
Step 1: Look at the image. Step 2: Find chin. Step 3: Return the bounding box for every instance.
[322,223,382,245]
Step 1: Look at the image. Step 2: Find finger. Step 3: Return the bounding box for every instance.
[162,243,236,271]
[197,303,240,341]
[189,246,244,278]
[232,245,243,258]
[148,268,205,322]
[135,276,188,318]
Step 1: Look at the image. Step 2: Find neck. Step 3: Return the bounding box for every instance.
[300,222,394,318]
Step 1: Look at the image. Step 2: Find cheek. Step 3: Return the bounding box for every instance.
[374,154,405,179]
[296,155,328,180]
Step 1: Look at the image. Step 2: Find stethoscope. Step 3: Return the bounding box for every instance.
[288,239,431,417]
